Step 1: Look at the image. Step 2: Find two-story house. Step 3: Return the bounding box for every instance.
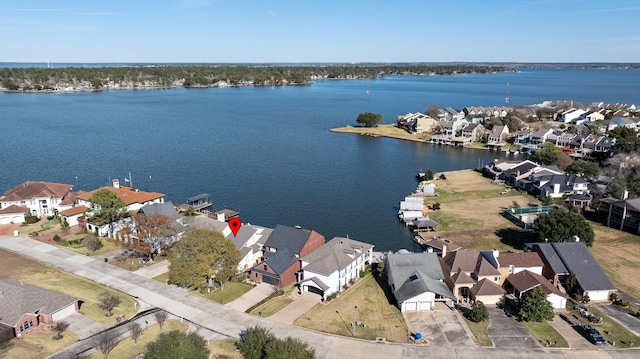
[0,181,74,222]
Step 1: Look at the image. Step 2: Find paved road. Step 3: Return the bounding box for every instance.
[2,235,639,359]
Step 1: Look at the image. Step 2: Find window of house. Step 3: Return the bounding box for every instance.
[29,320,33,327]
[263,265,267,270]
[19,324,24,332]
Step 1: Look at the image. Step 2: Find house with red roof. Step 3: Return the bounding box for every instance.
[504,270,568,309]
[0,181,74,223]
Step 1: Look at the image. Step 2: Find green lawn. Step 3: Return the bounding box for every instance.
[294,273,408,343]
[16,269,137,325]
[193,281,255,304]
[2,329,78,359]
[153,271,170,283]
[60,235,121,256]
[249,295,293,317]
[461,317,492,347]
[209,339,243,359]
[520,321,569,348]
[87,320,188,359]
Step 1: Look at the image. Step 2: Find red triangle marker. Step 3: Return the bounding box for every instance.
[229,217,242,237]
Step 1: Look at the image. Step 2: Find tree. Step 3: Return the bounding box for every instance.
[566,160,600,180]
[518,287,554,322]
[609,126,640,153]
[98,292,122,317]
[154,310,168,330]
[528,142,572,169]
[424,169,434,180]
[52,320,70,340]
[236,326,315,359]
[122,213,179,258]
[356,112,383,127]
[237,326,274,359]
[466,301,489,323]
[264,336,315,359]
[88,189,126,226]
[129,322,143,345]
[426,104,440,118]
[84,234,102,253]
[168,230,242,290]
[145,330,209,359]
[533,208,594,246]
[93,330,120,359]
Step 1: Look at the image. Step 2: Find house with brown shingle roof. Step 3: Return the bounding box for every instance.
[470,278,506,305]
[481,250,544,285]
[298,237,374,301]
[0,181,74,221]
[0,280,79,340]
[504,270,567,309]
[443,249,501,304]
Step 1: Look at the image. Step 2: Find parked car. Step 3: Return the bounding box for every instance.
[576,325,606,345]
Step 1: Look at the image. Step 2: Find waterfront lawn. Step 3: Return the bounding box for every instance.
[3,329,78,359]
[19,218,62,237]
[16,269,137,325]
[249,295,293,317]
[294,273,408,342]
[86,320,188,359]
[461,317,492,347]
[330,124,425,142]
[520,321,568,348]
[194,281,255,304]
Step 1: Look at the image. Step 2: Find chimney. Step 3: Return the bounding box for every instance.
[112,179,120,189]
[622,189,629,200]
[442,244,447,258]
[216,212,225,222]
[572,235,580,243]
[493,249,499,260]
[553,183,560,194]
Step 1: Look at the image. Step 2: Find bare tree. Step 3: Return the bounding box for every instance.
[129,322,143,345]
[93,330,120,359]
[98,292,122,317]
[154,310,168,330]
[84,234,102,253]
[52,320,70,340]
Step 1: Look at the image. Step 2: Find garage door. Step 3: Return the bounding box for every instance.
[418,301,433,311]
[262,274,279,286]
[404,301,417,311]
[52,303,77,322]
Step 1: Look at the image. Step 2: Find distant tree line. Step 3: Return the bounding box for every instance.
[0,64,511,91]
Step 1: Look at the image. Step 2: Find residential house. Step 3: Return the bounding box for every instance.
[594,136,616,153]
[385,252,455,312]
[250,225,324,287]
[0,280,79,340]
[422,237,461,257]
[469,279,506,306]
[513,106,538,120]
[437,107,465,122]
[504,270,567,309]
[501,160,563,189]
[529,242,616,301]
[560,108,586,123]
[480,250,544,285]
[529,128,554,146]
[0,205,30,225]
[397,112,438,134]
[443,249,501,304]
[585,111,605,122]
[515,129,534,145]
[59,205,88,227]
[0,181,74,220]
[444,118,469,138]
[461,123,484,142]
[599,196,640,234]
[534,173,589,198]
[298,237,374,301]
[611,117,638,130]
[487,125,509,147]
[224,223,273,272]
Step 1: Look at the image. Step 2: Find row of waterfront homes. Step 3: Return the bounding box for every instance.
[396,101,638,158]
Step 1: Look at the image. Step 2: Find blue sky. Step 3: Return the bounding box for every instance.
[2,0,639,63]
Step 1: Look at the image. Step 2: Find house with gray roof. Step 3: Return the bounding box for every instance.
[250,225,325,287]
[138,201,179,218]
[385,252,455,311]
[0,280,79,340]
[298,237,374,300]
[223,223,273,272]
[533,173,589,198]
[528,242,616,301]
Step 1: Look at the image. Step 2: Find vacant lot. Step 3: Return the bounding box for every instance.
[0,248,48,279]
[423,169,539,251]
[294,273,408,343]
[330,124,426,142]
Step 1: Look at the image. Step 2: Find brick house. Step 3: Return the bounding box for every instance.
[250,225,324,287]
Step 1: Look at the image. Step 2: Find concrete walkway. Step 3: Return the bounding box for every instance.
[268,292,321,324]
[226,282,276,312]
[134,260,170,279]
[487,308,541,349]
[2,235,637,359]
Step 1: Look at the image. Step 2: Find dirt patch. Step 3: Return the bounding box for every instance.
[0,248,48,280]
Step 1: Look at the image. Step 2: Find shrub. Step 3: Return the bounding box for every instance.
[432,202,441,210]
[466,301,489,323]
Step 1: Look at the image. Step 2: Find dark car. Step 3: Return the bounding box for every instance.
[577,325,606,345]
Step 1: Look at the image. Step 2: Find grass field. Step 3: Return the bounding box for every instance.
[60,234,121,256]
[192,281,255,304]
[86,320,188,359]
[249,295,293,317]
[1,329,78,359]
[461,317,492,347]
[330,124,427,142]
[520,321,569,348]
[294,273,408,342]
[208,339,243,359]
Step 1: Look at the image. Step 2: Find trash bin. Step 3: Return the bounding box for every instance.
[104,258,108,263]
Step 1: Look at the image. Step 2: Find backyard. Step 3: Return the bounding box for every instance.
[294,272,408,343]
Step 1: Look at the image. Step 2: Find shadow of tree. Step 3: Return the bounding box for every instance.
[495,228,538,250]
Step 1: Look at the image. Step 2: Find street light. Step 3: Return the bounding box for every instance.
[354,305,358,337]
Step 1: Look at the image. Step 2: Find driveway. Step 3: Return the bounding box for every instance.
[487,308,541,349]
[64,312,110,340]
[403,304,476,348]
[547,313,598,350]
[268,292,321,324]
[596,304,640,337]
[134,260,170,279]
[226,282,276,312]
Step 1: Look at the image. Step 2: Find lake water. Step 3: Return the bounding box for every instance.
[1,68,639,251]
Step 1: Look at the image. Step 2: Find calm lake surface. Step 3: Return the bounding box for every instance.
[1,68,639,251]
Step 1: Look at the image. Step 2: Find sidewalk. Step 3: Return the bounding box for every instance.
[268,292,321,324]
[134,260,170,279]
[226,282,276,312]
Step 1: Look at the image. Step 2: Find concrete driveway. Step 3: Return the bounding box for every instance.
[596,304,640,337]
[403,305,476,347]
[268,292,321,324]
[547,313,598,350]
[64,312,110,340]
[487,308,541,349]
[226,282,276,312]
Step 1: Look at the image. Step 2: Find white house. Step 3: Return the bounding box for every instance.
[0,181,74,219]
[560,108,586,123]
[386,252,455,312]
[298,237,374,301]
[505,270,567,309]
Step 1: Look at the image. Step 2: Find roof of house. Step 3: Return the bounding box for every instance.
[263,248,296,275]
[451,268,476,285]
[301,237,374,276]
[1,181,74,202]
[551,242,616,292]
[506,270,566,298]
[59,191,85,206]
[386,252,455,303]
[600,197,640,212]
[443,249,500,277]
[490,125,507,138]
[76,186,165,206]
[462,123,481,132]
[482,251,544,269]
[0,279,78,327]
[138,201,178,217]
[59,205,88,217]
[504,160,539,176]
[532,243,569,275]
[423,238,461,252]
[189,216,228,232]
[260,225,324,276]
[471,278,505,297]
[229,224,273,251]
[300,276,330,291]
[0,204,30,215]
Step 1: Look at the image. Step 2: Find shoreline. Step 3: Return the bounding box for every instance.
[330,125,513,153]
